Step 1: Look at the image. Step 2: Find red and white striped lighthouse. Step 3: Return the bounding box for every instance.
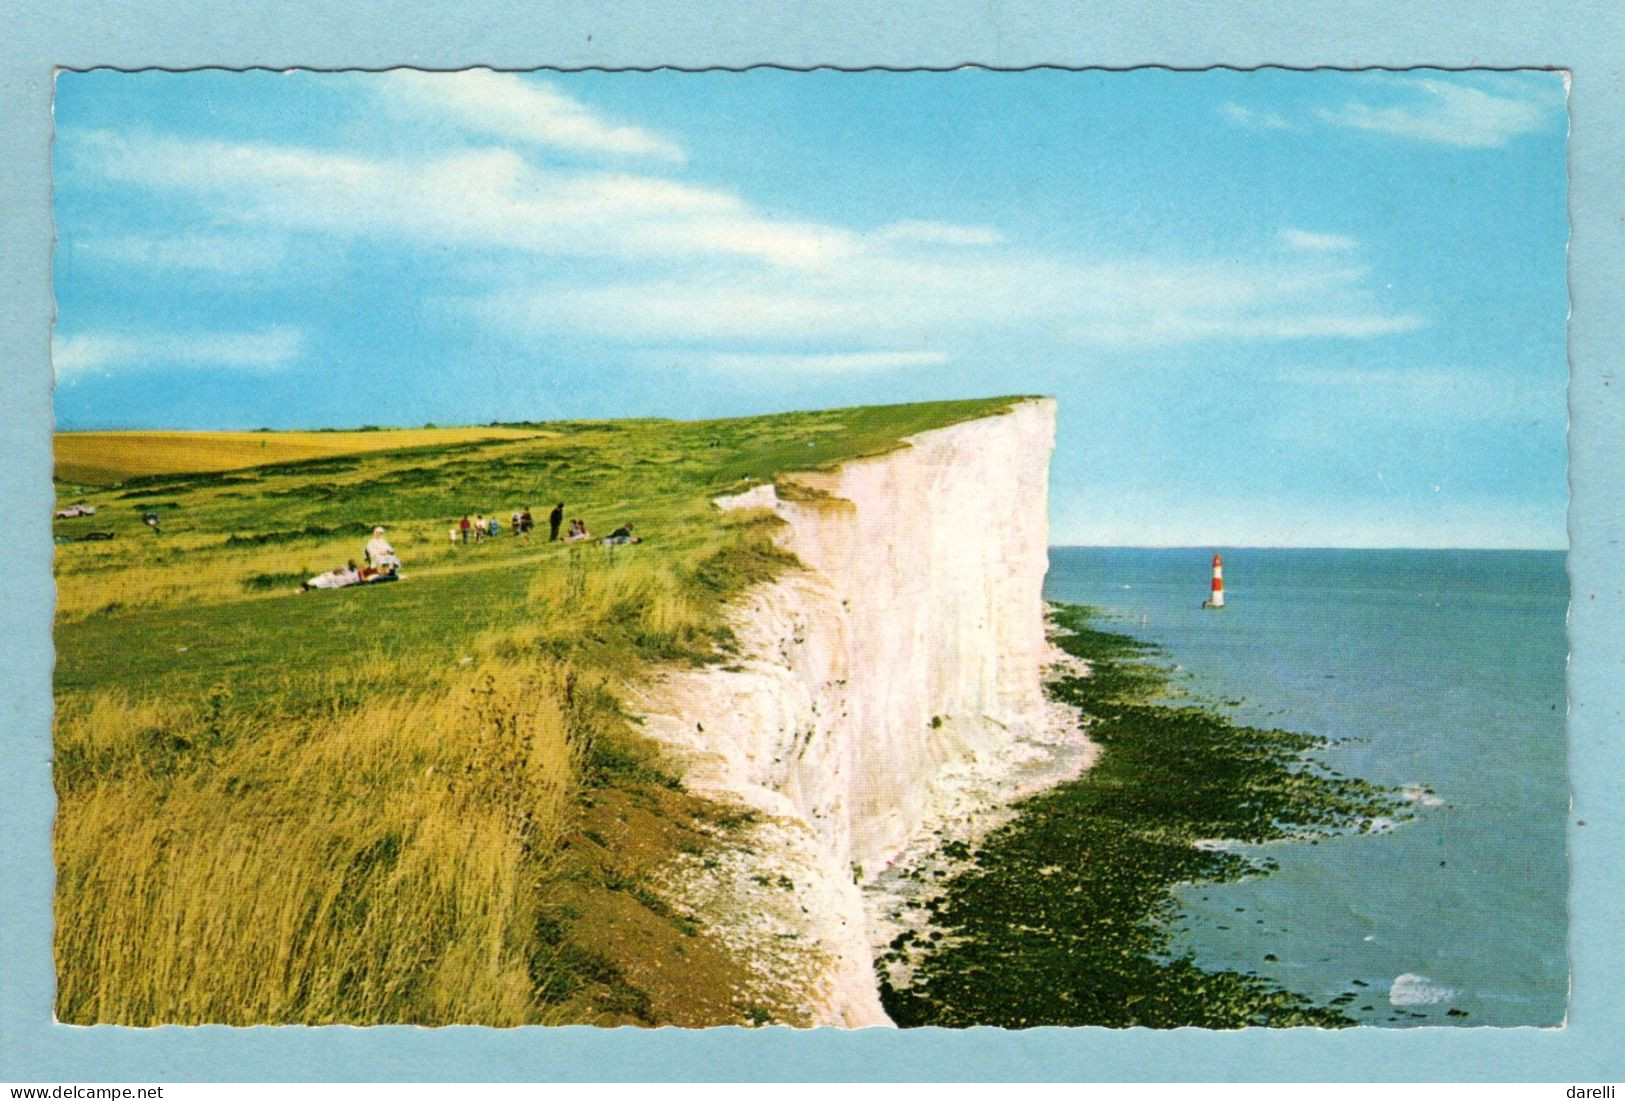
[1202,553,1225,608]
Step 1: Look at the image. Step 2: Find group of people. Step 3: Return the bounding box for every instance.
[453,503,557,544]
[454,514,507,543]
[297,503,643,596]
[299,526,402,592]
[450,502,635,546]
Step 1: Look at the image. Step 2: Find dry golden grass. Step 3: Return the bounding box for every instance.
[54,534,367,621]
[521,550,715,658]
[54,427,546,484]
[54,653,583,1025]
[52,523,468,622]
[50,528,770,1023]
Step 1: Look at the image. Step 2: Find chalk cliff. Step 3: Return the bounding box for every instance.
[633,398,1071,1027]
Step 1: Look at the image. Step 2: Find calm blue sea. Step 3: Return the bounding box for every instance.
[1043,547,1569,1027]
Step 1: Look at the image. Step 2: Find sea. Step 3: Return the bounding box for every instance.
[1043,546,1569,1027]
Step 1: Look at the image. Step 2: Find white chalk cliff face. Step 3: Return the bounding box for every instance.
[632,398,1061,1027]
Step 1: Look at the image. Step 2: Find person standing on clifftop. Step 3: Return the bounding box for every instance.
[549,502,565,541]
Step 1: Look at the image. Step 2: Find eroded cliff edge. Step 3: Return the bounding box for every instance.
[631,397,1078,1026]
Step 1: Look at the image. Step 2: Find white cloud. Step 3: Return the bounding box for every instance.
[379,69,685,162]
[65,118,1427,372]
[1287,365,1562,424]
[477,251,1421,354]
[1219,102,1294,131]
[1316,76,1562,149]
[71,129,385,202]
[53,327,302,377]
[1246,314,1424,339]
[1222,75,1563,149]
[1066,312,1424,348]
[876,220,1004,247]
[67,130,854,268]
[687,350,948,374]
[1280,228,1358,252]
[71,232,289,274]
[637,215,860,267]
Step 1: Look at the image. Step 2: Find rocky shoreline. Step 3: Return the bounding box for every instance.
[878,603,1405,1029]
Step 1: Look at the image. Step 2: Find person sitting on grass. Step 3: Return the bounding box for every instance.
[564,518,591,542]
[301,561,361,592]
[364,526,403,571]
[600,522,640,546]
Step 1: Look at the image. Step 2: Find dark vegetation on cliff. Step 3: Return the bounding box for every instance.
[51,397,1027,1026]
[879,604,1405,1029]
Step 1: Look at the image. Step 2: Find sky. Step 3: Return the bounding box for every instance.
[51,68,1570,548]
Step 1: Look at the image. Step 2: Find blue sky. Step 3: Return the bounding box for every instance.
[52,69,1569,548]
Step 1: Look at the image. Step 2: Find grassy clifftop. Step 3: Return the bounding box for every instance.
[52,396,1030,1026]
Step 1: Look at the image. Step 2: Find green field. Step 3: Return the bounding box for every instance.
[52,397,1026,1026]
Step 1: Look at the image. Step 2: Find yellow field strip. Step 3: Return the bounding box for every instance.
[55,427,549,484]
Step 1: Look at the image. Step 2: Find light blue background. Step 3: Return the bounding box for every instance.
[3,1,1621,1082]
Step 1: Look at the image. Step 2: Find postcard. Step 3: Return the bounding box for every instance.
[42,67,1571,1035]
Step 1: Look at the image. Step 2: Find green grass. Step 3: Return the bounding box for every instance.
[55,395,1022,634]
[52,395,1030,1026]
[878,604,1406,1029]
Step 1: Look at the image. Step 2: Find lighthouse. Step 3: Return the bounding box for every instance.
[1202,553,1225,609]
